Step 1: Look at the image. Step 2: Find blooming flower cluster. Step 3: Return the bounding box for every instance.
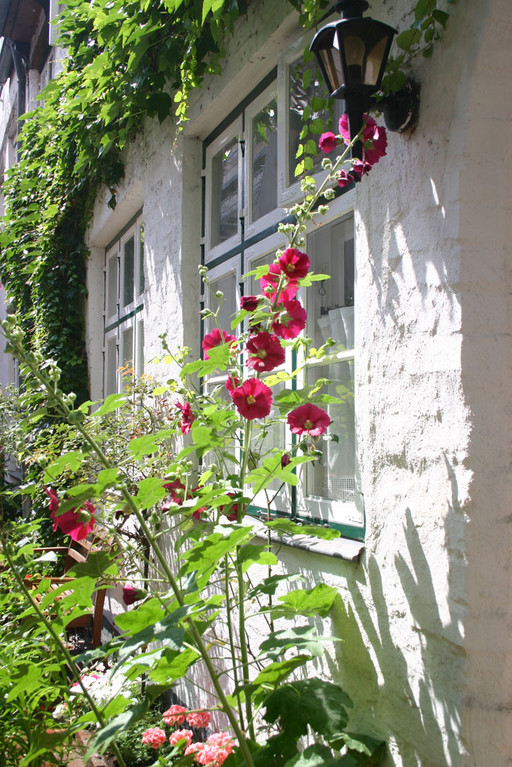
[141,706,227,761]
[142,727,167,749]
[319,112,387,188]
[185,731,234,767]
[44,486,96,541]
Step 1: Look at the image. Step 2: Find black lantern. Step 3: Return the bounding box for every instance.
[311,0,418,158]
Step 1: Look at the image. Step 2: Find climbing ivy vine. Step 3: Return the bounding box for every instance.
[0,0,451,401]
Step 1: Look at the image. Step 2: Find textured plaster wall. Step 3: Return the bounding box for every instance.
[84,0,512,764]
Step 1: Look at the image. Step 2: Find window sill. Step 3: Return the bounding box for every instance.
[250,517,364,563]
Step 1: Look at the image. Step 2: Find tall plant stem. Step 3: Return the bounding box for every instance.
[224,555,244,729]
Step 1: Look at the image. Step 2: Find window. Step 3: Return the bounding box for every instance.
[201,46,363,538]
[103,213,145,396]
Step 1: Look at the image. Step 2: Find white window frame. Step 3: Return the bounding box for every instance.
[103,214,145,396]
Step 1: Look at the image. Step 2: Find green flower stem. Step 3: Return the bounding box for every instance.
[224,555,245,729]
[0,536,128,767]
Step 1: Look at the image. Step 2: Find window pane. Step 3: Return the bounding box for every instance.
[123,236,135,308]
[209,272,237,334]
[211,137,238,246]
[288,57,336,185]
[105,336,117,396]
[252,99,278,221]
[139,224,145,295]
[107,255,118,317]
[306,361,355,502]
[136,320,144,377]
[121,326,134,388]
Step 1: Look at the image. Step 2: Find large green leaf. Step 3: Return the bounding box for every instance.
[285,744,340,767]
[272,584,339,619]
[259,626,336,659]
[263,679,352,739]
[265,518,340,541]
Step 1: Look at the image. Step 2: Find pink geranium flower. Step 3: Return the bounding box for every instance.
[142,727,166,749]
[278,248,310,279]
[197,732,235,767]
[122,585,146,606]
[260,263,297,304]
[319,131,338,154]
[169,729,194,748]
[163,704,189,726]
[287,403,331,436]
[246,332,285,373]
[272,299,307,339]
[49,494,96,542]
[202,328,237,359]
[231,378,272,420]
[186,710,211,728]
[176,401,195,434]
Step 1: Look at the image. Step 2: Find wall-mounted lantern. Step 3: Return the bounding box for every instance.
[310,0,419,158]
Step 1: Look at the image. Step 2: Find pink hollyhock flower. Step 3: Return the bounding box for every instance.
[278,248,310,279]
[246,332,285,373]
[122,585,146,606]
[231,378,273,420]
[177,401,195,434]
[169,729,194,748]
[287,403,331,437]
[202,328,237,359]
[337,170,354,189]
[338,113,387,165]
[319,131,338,154]
[163,479,186,509]
[240,295,260,312]
[261,263,297,304]
[50,500,96,542]
[272,299,307,340]
[197,732,235,767]
[44,486,60,513]
[163,704,189,726]
[186,710,211,728]
[142,727,166,749]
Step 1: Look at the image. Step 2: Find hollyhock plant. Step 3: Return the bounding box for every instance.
[177,401,195,434]
[231,378,272,420]
[272,298,307,340]
[278,248,310,279]
[122,585,146,606]
[163,705,189,726]
[50,498,96,542]
[287,403,331,437]
[169,729,194,748]
[319,131,338,154]
[246,332,285,373]
[142,727,167,749]
[260,263,297,304]
[186,710,212,728]
[202,328,237,359]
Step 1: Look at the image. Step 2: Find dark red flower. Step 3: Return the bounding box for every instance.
[163,479,186,507]
[176,401,195,434]
[122,585,147,606]
[281,453,291,468]
[278,248,310,279]
[272,299,307,339]
[287,403,331,437]
[225,374,241,396]
[246,332,285,373]
[202,328,237,359]
[240,295,260,312]
[231,378,273,420]
[220,493,246,522]
[338,113,387,166]
[319,131,338,154]
[50,500,96,542]
[260,263,297,304]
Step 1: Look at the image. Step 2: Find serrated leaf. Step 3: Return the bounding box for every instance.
[329,732,386,762]
[43,450,88,482]
[128,429,174,459]
[265,518,340,541]
[91,393,127,417]
[136,477,167,509]
[239,544,278,573]
[263,678,352,738]
[259,627,337,659]
[275,584,338,618]
[285,744,339,767]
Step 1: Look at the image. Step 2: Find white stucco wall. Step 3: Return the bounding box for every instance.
[84,0,512,764]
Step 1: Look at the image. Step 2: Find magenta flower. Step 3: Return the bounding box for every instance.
[176,401,195,434]
[186,710,212,728]
[225,374,241,396]
[220,494,246,522]
[122,585,147,606]
[287,403,331,436]
[338,113,387,165]
[272,298,307,339]
[163,705,189,726]
[319,131,338,154]
[202,328,237,359]
[163,479,186,506]
[49,495,96,542]
[169,729,194,748]
[240,295,260,311]
[231,378,273,420]
[246,332,285,372]
[142,727,166,749]
[260,263,297,304]
[278,248,310,279]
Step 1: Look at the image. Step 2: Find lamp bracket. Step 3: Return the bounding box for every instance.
[377,77,420,133]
